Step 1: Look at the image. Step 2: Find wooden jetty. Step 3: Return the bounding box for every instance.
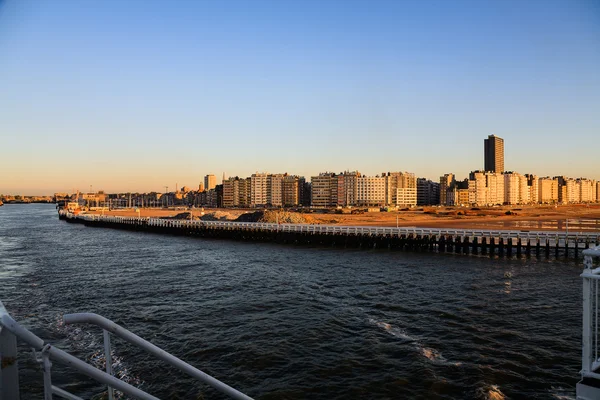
[58,211,600,259]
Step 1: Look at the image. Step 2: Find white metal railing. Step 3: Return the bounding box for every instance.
[63,313,252,400]
[61,212,600,245]
[0,301,253,400]
[581,245,600,380]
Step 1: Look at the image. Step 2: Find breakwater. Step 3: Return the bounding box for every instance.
[59,210,600,259]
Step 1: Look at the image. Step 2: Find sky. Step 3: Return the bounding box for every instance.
[0,0,599,195]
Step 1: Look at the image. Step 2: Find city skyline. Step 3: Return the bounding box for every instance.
[1,0,599,195]
[4,131,599,196]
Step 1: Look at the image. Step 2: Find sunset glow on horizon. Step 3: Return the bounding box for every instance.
[1,0,599,195]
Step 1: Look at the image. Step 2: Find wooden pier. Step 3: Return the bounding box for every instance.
[59,211,600,259]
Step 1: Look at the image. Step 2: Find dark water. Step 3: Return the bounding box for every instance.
[0,204,582,399]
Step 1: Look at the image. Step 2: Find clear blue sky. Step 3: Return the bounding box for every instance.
[1,0,599,195]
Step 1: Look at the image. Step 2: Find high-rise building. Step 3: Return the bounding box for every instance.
[281,175,307,207]
[538,177,559,203]
[250,173,268,207]
[337,171,360,206]
[579,179,596,203]
[467,171,505,206]
[384,172,417,206]
[204,174,217,191]
[504,172,528,205]
[267,174,284,207]
[439,173,455,205]
[311,173,338,208]
[282,175,299,207]
[484,134,504,173]
[357,176,386,206]
[526,174,539,204]
[222,177,251,207]
[417,178,440,205]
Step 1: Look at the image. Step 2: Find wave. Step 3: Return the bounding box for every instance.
[368,318,461,366]
[475,384,505,400]
[548,386,576,399]
[369,318,418,342]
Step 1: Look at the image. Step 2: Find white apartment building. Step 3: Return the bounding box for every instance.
[357,176,386,206]
[504,173,520,205]
[538,177,559,203]
[469,172,487,206]
[396,187,418,207]
[204,174,217,191]
[504,172,529,205]
[467,171,504,206]
[250,173,268,207]
[579,179,597,203]
[487,173,504,205]
[565,179,581,204]
[526,174,539,204]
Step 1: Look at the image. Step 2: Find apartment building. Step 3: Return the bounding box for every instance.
[561,178,581,204]
[439,173,455,205]
[385,172,417,206]
[250,173,268,207]
[357,176,386,206]
[445,187,467,206]
[311,173,338,208]
[484,134,504,173]
[468,172,486,206]
[504,172,529,205]
[417,178,440,205]
[538,177,559,203]
[396,187,418,207]
[337,171,360,206]
[579,179,597,203]
[526,174,539,204]
[267,174,284,207]
[204,174,217,191]
[301,180,311,206]
[487,173,505,205]
[282,175,301,207]
[223,177,251,207]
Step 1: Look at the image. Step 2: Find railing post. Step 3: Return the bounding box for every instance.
[583,253,595,375]
[0,322,20,400]
[41,345,53,400]
[103,330,114,400]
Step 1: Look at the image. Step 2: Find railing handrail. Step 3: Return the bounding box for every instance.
[63,313,253,400]
[0,305,159,400]
[69,212,600,239]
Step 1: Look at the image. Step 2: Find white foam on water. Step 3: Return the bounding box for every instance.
[368,318,418,342]
[52,314,143,396]
[487,384,505,400]
[368,318,462,366]
[548,386,575,400]
[476,384,505,400]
